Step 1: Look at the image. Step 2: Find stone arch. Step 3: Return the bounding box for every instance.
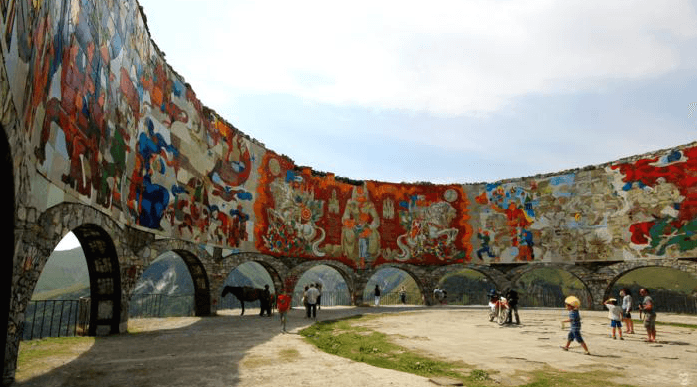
[506,263,594,308]
[368,263,428,302]
[435,263,509,290]
[220,252,289,296]
[137,240,214,316]
[429,264,508,305]
[288,260,356,303]
[30,203,130,335]
[597,259,697,303]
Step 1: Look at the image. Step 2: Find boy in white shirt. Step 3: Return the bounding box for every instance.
[603,298,624,340]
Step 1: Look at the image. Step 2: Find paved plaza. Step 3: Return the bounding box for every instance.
[14,306,697,387]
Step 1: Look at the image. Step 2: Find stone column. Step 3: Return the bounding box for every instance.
[351,274,370,306]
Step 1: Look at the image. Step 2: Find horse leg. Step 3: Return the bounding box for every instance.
[240,301,245,316]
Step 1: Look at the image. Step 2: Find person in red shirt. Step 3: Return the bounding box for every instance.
[276,293,292,333]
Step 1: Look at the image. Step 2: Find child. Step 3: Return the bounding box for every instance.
[560,296,590,355]
[276,293,292,333]
[603,298,624,340]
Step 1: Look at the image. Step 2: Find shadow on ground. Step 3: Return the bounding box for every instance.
[14,305,431,387]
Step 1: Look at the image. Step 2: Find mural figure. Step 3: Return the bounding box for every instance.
[476,228,497,261]
[262,172,326,256]
[208,131,252,201]
[395,196,459,261]
[128,118,179,229]
[229,204,250,247]
[612,149,697,257]
[341,184,380,268]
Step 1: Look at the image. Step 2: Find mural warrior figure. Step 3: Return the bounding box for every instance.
[342,185,380,268]
[476,228,497,261]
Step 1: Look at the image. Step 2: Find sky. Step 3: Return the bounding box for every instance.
[136,0,697,184]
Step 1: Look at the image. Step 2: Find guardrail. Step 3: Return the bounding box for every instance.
[23,298,90,341]
[129,293,195,318]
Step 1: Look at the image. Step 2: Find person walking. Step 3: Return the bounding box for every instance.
[302,285,310,318]
[316,283,323,310]
[374,285,381,306]
[620,288,635,334]
[639,288,656,342]
[276,292,292,333]
[560,296,590,355]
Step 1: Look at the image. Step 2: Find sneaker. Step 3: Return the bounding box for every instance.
[584,351,591,355]
[613,336,617,340]
[620,337,624,340]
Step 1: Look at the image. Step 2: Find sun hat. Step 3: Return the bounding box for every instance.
[565,295,581,308]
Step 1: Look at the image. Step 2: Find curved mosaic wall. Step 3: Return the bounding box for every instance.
[3,0,694,270]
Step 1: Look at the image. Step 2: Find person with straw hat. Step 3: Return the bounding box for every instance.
[560,295,590,355]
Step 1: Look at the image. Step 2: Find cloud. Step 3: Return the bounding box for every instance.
[151,0,697,118]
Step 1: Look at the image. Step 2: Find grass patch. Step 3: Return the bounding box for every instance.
[520,366,634,387]
[17,336,95,380]
[300,315,639,387]
[278,348,300,362]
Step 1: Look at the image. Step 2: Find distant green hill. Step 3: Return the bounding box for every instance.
[32,248,89,300]
[615,267,697,295]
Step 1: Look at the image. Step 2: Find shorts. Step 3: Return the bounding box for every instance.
[623,311,631,319]
[568,329,584,343]
[643,313,656,329]
[610,320,622,328]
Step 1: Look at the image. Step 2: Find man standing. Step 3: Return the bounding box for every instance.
[374,285,381,306]
[639,288,656,342]
[260,284,272,317]
[505,288,520,324]
[305,284,320,320]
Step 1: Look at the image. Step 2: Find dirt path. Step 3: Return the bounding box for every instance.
[14,306,697,387]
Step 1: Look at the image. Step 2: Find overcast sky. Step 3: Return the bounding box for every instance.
[137,0,697,184]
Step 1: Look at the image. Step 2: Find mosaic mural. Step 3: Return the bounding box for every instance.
[3,0,696,268]
[254,154,471,268]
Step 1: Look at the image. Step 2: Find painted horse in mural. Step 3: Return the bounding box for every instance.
[221,286,273,316]
[396,201,459,261]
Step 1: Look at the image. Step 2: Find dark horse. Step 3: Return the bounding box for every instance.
[221,286,272,316]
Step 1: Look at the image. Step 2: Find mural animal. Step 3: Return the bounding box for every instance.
[221,286,272,316]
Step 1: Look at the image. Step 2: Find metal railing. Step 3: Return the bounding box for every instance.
[129,293,195,318]
[23,298,90,341]
[292,290,353,307]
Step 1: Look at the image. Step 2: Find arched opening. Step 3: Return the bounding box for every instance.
[514,267,591,309]
[220,261,275,311]
[24,232,90,340]
[437,269,493,305]
[1,125,14,374]
[130,252,196,318]
[363,267,422,306]
[610,267,697,314]
[293,264,351,308]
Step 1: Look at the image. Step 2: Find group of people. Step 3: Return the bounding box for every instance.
[562,287,657,356]
[302,283,322,319]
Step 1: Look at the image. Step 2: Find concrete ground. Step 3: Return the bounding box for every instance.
[13,306,697,387]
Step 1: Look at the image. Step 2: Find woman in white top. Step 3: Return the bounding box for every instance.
[620,289,635,334]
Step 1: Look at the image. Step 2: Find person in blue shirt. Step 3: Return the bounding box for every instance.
[560,298,590,355]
